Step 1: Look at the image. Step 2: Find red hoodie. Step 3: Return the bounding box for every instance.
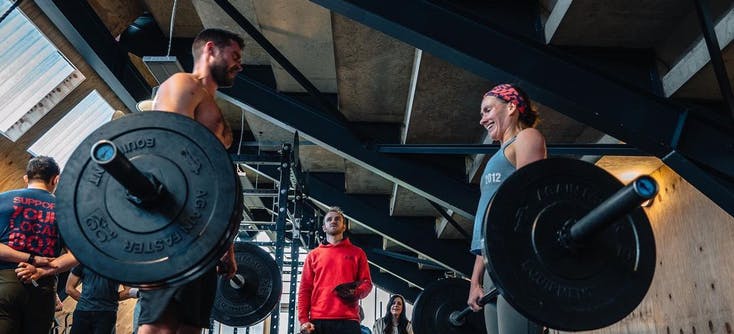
[298,238,372,324]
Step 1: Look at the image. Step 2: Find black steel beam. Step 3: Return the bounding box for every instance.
[366,250,444,288]
[351,235,444,289]
[42,0,481,218]
[367,248,441,268]
[231,153,281,165]
[36,0,151,112]
[693,0,734,119]
[244,164,473,276]
[309,0,734,218]
[308,0,678,155]
[428,201,470,241]
[663,152,734,210]
[219,75,479,218]
[554,45,663,96]
[369,265,422,304]
[243,160,442,296]
[376,143,646,156]
[212,0,346,124]
[305,172,473,276]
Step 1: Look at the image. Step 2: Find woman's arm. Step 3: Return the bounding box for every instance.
[514,128,546,168]
[467,255,485,311]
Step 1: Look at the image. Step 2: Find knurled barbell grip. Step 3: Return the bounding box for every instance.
[449,288,499,326]
[90,140,163,205]
[566,175,658,244]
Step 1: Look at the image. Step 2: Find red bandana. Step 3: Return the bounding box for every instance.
[484,84,527,114]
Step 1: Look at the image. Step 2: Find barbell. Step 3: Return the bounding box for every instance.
[58,112,282,327]
[57,111,243,287]
[413,158,658,332]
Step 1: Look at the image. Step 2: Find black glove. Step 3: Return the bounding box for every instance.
[334,281,360,303]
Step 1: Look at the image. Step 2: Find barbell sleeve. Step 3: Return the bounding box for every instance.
[568,175,658,243]
[90,140,163,204]
[449,288,499,326]
[230,275,245,289]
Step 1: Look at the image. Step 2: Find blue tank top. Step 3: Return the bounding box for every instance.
[470,137,517,255]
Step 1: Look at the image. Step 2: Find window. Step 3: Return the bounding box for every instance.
[28,90,114,168]
[0,0,84,141]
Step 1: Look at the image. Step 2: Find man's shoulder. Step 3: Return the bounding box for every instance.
[0,188,24,195]
[164,73,198,85]
[0,189,15,199]
[0,188,42,200]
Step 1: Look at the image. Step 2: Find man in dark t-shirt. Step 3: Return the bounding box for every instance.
[0,156,78,333]
[66,264,135,334]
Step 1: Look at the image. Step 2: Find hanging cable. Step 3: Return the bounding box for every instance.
[0,0,22,25]
[166,0,178,57]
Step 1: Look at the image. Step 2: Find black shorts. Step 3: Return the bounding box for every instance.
[312,319,361,334]
[137,268,217,328]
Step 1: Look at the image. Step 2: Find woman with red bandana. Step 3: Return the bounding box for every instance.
[467,84,547,334]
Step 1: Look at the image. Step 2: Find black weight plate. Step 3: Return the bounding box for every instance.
[57,111,239,287]
[212,242,282,327]
[483,158,656,331]
[413,278,486,334]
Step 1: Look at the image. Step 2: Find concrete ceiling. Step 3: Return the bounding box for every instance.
[548,1,692,48]
[15,0,734,290]
[144,0,204,38]
[76,0,734,235]
[331,13,414,123]
[191,0,272,65]
[546,0,734,102]
[252,0,337,93]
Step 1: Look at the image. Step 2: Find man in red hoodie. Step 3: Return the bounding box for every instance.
[298,206,373,334]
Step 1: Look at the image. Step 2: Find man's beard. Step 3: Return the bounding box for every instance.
[211,61,235,87]
[324,226,344,236]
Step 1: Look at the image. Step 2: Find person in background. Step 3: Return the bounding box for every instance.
[359,305,372,334]
[65,263,136,334]
[298,206,373,334]
[0,156,78,333]
[373,294,413,334]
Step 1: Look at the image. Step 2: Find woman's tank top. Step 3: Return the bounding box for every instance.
[470,136,517,255]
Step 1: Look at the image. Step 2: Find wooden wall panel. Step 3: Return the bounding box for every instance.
[87,0,144,37]
[554,164,734,334]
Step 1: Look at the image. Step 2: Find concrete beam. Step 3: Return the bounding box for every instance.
[543,0,572,43]
[400,48,422,144]
[144,0,202,37]
[218,79,480,218]
[435,209,473,240]
[662,6,734,97]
